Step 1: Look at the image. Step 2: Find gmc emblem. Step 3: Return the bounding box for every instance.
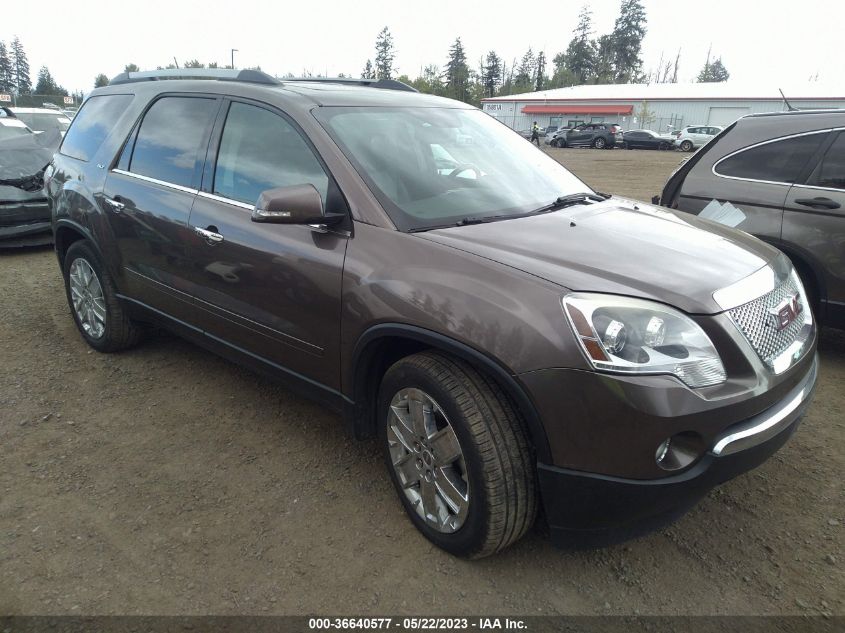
[766,293,803,331]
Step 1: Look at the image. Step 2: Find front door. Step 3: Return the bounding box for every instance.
[102,95,220,323]
[185,100,348,389]
[783,130,845,323]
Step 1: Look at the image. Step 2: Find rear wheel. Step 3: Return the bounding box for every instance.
[680,140,694,152]
[378,351,537,558]
[658,141,670,151]
[62,240,142,352]
[593,136,607,149]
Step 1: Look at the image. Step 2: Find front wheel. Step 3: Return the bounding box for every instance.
[378,352,537,558]
[680,140,694,152]
[593,137,607,149]
[62,240,142,352]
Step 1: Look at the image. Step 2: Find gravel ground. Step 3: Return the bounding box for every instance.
[0,148,842,616]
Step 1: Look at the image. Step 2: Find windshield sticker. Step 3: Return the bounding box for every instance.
[700,199,746,228]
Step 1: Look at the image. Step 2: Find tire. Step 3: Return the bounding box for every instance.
[378,351,537,559]
[62,240,142,352]
[624,143,631,150]
[551,139,560,148]
[658,142,669,151]
[680,140,694,152]
[593,136,606,149]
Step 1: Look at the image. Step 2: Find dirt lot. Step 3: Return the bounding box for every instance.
[1,148,843,616]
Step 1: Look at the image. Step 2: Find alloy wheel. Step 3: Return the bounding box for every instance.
[387,388,469,533]
[69,258,106,339]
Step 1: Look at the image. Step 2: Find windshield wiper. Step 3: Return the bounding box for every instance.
[527,192,607,215]
[409,192,608,232]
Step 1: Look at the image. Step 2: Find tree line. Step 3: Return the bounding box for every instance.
[4,1,730,105]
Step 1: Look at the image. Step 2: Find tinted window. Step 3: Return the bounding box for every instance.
[808,132,845,190]
[715,133,825,183]
[213,102,329,206]
[129,97,217,188]
[60,95,133,162]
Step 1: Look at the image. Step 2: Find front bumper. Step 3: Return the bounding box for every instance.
[0,198,52,247]
[536,355,818,547]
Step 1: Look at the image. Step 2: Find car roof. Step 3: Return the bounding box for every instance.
[91,76,471,112]
[744,108,845,119]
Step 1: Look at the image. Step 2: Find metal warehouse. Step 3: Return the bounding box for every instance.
[481,83,845,134]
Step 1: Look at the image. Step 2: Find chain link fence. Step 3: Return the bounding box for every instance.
[0,93,81,109]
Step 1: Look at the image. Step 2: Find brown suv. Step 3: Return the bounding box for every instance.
[46,70,818,558]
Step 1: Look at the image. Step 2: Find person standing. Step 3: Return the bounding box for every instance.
[530,121,541,146]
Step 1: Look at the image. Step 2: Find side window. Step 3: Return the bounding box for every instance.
[213,102,329,206]
[715,133,825,184]
[688,127,700,134]
[808,132,845,190]
[129,96,218,188]
[60,94,133,162]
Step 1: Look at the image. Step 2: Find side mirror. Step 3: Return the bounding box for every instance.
[251,184,345,227]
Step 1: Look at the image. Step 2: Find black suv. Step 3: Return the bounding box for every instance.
[564,123,623,149]
[659,109,845,329]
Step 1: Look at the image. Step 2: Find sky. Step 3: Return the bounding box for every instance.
[3,0,843,95]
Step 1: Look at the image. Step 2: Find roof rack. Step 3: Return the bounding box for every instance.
[286,77,418,93]
[109,68,281,86]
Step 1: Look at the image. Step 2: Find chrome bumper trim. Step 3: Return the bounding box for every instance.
[711,356,817,457]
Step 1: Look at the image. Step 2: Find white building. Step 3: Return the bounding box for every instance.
[481,83,845,133]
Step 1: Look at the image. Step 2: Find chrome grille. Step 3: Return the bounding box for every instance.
[728,275,804,365]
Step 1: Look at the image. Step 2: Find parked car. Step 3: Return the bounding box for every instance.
[0,114,61,247]
[622,129,674,150]
[673,125,723,152]
[564,123,623,149]
[47,70,818,558]
[546,127,572,147]
[11,107,72,137]
[659,109,845,329]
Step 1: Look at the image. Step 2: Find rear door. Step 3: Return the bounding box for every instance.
[783,130,845,322]
[103,95,220,323]
[184,98,349,389]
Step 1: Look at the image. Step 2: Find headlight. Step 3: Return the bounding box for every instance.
[562,293,726,388]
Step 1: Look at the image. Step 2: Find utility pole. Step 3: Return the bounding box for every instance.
[231,49,238,69]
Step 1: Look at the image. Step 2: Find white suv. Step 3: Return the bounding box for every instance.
[673,125,723,152]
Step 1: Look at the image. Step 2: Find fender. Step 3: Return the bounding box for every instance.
[53,218,103,266]
[347,323,552,463]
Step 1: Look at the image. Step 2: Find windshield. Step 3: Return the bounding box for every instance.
[15,113,71,133]
[315,107,591,231]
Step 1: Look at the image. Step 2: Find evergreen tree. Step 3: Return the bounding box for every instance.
[564,6,597,83]
[0,41,13,92]
[184,59,205,68]
[534,51,546,91]
[513,47,535,93]
[410,64,442,95]
[593,34,616,84]
[444,38,470,102]
[10,37,32,94]
[35,66,55,95]
[374,27,396,80]
[124,63,140,73]
[94,73,110,88]
[549,52,576,89]
[610,0,647,83]
[361,59,375,79]
[697,49,729,82]
[481,51,502,98]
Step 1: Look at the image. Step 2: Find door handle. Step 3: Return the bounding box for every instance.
[103,196,125,212]
[194,226,224,244]
[795,197,840,210]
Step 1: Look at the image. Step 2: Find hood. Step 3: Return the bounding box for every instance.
[0,128,61,180]
[417,198,778,314]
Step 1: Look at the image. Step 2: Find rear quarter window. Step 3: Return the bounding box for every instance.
[714,133,826,184]
[60,94,134,162]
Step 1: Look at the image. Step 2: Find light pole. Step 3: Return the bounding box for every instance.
[231,49,238,69]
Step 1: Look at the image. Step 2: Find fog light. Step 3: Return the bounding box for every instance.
[655,432,705,471]
[656,438,671,464]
